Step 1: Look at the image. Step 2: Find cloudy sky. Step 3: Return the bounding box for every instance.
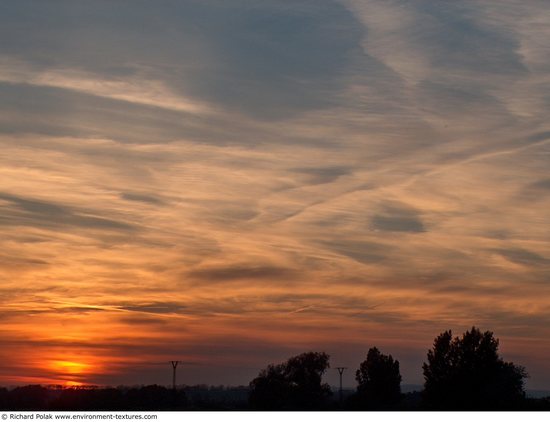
[0,0,549,389]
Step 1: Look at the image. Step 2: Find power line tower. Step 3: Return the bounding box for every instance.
[170,361,182,390]
[336,367,347,404]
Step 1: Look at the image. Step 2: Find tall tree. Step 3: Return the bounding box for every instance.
[249,352,332,410]
[423,327,527,409]
[355,347,402,408]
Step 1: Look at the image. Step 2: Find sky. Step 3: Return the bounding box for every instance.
[0,0,549,390]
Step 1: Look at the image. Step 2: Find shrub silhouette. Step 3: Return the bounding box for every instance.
[125,384,186,410]
[422,326,527,409]
[355,347,402,409]
[249,351,332,410]
[0,388,8,409]
[51,387,124,410]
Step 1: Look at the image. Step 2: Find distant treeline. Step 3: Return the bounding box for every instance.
[2,327,550,411]
[0,384,237,411]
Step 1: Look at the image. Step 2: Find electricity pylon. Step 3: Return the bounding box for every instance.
[170,361,182,390]
[336,367,347,404]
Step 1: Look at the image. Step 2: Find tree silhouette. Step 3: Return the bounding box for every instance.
[422,326,527,409]
[6,385,49,410]
[355,347,402,408]
[249,351,332,410]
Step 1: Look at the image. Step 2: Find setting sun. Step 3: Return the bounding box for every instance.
[50,361,91,376]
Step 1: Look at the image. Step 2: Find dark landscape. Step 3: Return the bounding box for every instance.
[2,328,550,411]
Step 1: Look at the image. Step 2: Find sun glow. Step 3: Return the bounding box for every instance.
[50,360,91,375]
[63,381,85,387]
